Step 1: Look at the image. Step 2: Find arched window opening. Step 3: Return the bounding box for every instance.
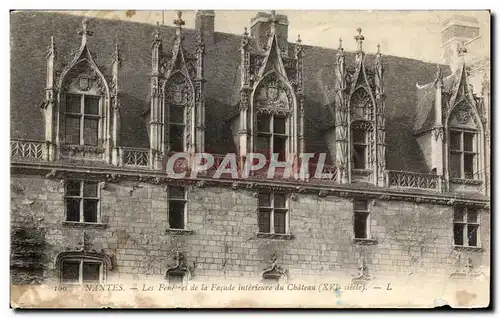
[164,72,192,153]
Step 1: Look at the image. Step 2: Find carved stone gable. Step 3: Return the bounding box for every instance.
[254,73,291,111]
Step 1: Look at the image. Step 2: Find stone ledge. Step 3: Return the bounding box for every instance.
[453,245,483,252]
[352,169,373,176]
[62,221,108,228]
[352,238,378,245]
[256,232,295,240]
[165,228,194,235]
[450,178,483,185]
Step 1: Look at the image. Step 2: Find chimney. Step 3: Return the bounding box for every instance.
[195,10,215,36]
[250,11,289,54]
[441,15,479,73]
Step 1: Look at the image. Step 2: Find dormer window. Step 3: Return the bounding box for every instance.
[256,113,287,162]
[65,94,101,146]
[450,129,477,179]
[352,127,367,169]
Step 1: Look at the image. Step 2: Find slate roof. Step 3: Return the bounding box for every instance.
[11,11,448,173]
[413,71,455,134]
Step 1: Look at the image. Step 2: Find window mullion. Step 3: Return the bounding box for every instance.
[80,95,85,145]
[270,194,275,234]
[79,261,83,285]
[80,181,84,222]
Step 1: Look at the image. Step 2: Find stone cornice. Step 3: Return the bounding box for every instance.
[10,161,490,208]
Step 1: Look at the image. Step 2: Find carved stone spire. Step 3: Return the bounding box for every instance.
[195,29,205,55]
[174,11,186,38]
[152,21,161,45]
[354,27,364,53]
[295,34,303,57]
[434,64,443,88]
[269,10,278,34]
[241,27,250,49]
[375,44,384,94]
[482,72,490,94]
[77,18,94,45]
[46,36,56,59]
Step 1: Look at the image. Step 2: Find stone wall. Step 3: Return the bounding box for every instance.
[10,173,490,284]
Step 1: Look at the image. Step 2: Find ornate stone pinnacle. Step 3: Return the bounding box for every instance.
[377,44,381,54]
[297,34,302,44]
[153,21,161,40]
[338,37,343,49]
[243,26,248,37]
[354,27,365,52]
[173,11,186,29]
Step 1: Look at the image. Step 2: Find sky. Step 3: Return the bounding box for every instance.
[61,10,490,63]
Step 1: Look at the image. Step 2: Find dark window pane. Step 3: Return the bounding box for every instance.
[61,261,80,283]
[454,208,465,222]
[273,136,287,162]
[258,193,271,207]
[169,201,185,229]
[66,94,82,113]
[467,210,478,223]
[65,116,81,144]
[354,212,368,239]
[274,194,286,208]
[84,96,100,115]
[83,200,98,223]
[167,271,185,285]
[354,200,368,211]
[66,180,81,197]
[257,114,271,133]
[170,106,184,124]
[464,154,474,179]
[82,262,100,282]
[454,223,465,245]
[169,186,185,199]
[258,209,271,233]
[352,129,366,143]
[170,125,184,152]
[274,210,287,234]
[464,133,474,152]
[83,118,99,146]
[467,224,478,247]
[353,145,366,169]
[66,199,80,222]
[83,182,98,198]
[450,153,461,178]
[273,117,286,134]
[450,131,461,151]
[262,276,280,284]
[256,136,271,155]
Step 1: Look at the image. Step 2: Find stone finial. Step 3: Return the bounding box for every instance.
[78,18,94,37]
[270,10,278,33]
[354,27,365,52]
[297,34,302,45]
[376,44,381,55]
[173,11,186,28]
[243,26,249,37]
[338,37,343,49]
[457,44,468,56]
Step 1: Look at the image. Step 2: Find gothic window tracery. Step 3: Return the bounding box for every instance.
[350,88,372,121]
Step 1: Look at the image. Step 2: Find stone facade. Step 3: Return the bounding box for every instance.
[10,11,490,307]
[11,172,490,285]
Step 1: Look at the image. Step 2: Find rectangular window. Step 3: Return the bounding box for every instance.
[168,186,186,229]
[65,94,101,146]
[449,130,477,179]
[453,207,480,247]
[352,128,367,169]
[257,192,289,234]
[256,114,288,161]
[65,180,100,223]
[169,105,185,152]
[61,260,103,285]
[353,199,370,239]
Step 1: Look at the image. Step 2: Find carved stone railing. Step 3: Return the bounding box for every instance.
[10,139,45,161]
[120,147,150,168]
[385,170,441,191]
